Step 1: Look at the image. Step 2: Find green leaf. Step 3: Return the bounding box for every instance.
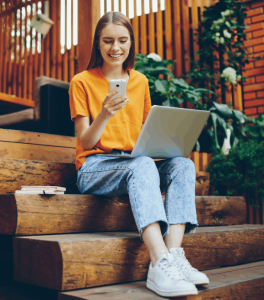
[210,112,220,149]
[232,109,245,124]
[212,102,233,118]
[171,78,189,89]
[155,80,166,93]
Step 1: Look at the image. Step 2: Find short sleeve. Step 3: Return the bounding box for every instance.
[143,78,152,123]
[69,78,90,121]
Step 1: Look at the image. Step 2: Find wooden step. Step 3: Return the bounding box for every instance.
[0,128,76,163]
[58,261,264,300]
[0,194,247,235]
[0,157,209,195]
[13,225,264,291]
[0,158,78,194]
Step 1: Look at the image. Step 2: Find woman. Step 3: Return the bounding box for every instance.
[69,11,209,298]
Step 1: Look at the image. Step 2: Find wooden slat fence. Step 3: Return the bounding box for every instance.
[101,0,243,110]
[0,0,243,110]
[0,0,77,101]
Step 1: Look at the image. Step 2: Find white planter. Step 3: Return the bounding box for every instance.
[222,128,231,155]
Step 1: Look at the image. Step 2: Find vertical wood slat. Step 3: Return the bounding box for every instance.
[33,2,39,92]
[28,1,34,99]
[50,0,57,78]
[0,0,3,92]
[63,0,68,81]
[56,0,62,80]
[172,0,182,78]
[126,0,129,17]
[233,82,243,111]
[156,0,163,58]
[23,1,28,98]
[119,0,122,12]
[140,0,147,54]
[12,0,18,95]
[112,0,114,12]
[18,1,23,96]
[69,0,74,81]
[191,0,199,62]
[7,1,13,95]
[164,0,172,60]
[44,0,51,77]
[2,2,8,93]
[132,0,139,53]
[148,0,155,53]
[104,0,107,14]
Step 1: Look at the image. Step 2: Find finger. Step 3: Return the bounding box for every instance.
[111,96,128,106]
[104,90,118,104]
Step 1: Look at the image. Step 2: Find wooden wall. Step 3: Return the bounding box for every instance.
[0,0,77,101]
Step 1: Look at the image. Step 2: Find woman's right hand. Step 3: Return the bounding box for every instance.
[100,89,129,119]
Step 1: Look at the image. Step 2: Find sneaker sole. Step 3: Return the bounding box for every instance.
[146,280,198,297]
[190,279,209,285]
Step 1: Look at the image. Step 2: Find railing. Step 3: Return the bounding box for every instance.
[0,0,77,101]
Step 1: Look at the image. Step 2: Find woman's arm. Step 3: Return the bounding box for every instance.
[75,90,129,149]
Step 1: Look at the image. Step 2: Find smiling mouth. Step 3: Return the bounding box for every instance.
[108,54,123,58]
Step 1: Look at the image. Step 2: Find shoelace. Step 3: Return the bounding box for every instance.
[173,248,198,277]
[158,251,186,282]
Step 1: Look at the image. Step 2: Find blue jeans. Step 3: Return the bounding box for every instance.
[77,150,198,241]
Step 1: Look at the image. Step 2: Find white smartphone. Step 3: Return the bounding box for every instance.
[109,79,127,101]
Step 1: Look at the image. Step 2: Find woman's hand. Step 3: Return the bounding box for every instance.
[100,89,129,119]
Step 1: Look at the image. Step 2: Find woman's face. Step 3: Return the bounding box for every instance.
[98,23,131,69]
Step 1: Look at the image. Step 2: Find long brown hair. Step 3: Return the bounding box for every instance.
[86,11,135,72]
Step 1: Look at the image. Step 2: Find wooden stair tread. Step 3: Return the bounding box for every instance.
[0,93,35,116]
[0,157,209,194]
[0,109,34,127]
[0,194,247,235]
[58,261,264,299]
[13,225,264,290]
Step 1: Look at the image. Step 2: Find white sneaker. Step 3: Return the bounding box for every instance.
[170,248,209,285]
[146,251,198,297]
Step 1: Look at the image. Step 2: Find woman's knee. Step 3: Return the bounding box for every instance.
[131,156,159,180]
[170,157,196,179]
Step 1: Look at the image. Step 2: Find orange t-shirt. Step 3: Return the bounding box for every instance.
[69,66,152,170]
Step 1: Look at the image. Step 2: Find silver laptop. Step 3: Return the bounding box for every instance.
[97,105,210,159]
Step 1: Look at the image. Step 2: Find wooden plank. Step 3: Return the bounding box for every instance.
[59,261,264,300]
[0,156,208,195]
[0,0,3,92]
[0,157,78,194]
[39,0,45,77]
[56,0,62,80]
[12,0,18,96]
[191,0,199,62]
[0,195,246,235]
[0,108,34,126]
[13,225,264,290]
[164,0,173,60]
[0,92,35,107]
[50,0,57,79]
[156,0,163,58]
[140,0,147,54]
[18,1,23,97]
[28,1,34,99]
[148,0,155,53]
[44,0,51,78]
[0,141,76,162]
[69,0,74,81]
[78,0,100,72]
[2,2,8,93]
[0,128,76,147]
[182,0,190,74]
[7,1,13,95]
[132,0,139,54]
[23,2,28,98]
[172,0,182,77]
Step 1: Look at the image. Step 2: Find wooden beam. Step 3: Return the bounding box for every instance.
[0,158,78,194]
[0,195,246,235]
[58,261,264,300]
[0,93,35,108]
[13,225,264,290]
[0,108,34,126]
[0,157,208,195]
[78,0,100,72]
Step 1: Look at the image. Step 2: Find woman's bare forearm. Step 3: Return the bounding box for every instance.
[79,111,110,149]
